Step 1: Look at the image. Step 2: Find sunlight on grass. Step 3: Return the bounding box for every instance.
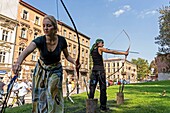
[5,80,170,113]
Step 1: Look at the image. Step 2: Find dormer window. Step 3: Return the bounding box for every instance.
[23,10,28,20]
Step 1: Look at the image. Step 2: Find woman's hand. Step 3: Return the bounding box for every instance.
[125,50,129,56]
[12,62,22,75]
[76,62,81,70]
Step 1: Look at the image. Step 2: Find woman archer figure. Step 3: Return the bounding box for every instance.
[89,39,128,112]
[12,15,80,113]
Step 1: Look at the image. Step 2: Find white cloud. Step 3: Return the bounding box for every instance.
[138,10,158,18]
[113,5,131,17]
[108,0,116,2]
[113,9,125,17]
[123,5,131,11]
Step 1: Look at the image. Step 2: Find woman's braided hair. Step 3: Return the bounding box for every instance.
[90,39,104,55]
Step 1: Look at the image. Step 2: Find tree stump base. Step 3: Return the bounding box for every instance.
[116,92,124,105]
[86,98,98,113]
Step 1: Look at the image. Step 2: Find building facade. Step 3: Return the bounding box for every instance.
[8,0,91,88]
[57,21,90,87]
[0,0,19,81]
[104,58,137,83]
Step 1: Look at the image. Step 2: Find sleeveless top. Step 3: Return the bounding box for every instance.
[91,47,104,70]
[32,35,67,65]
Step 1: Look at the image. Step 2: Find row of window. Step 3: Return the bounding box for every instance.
[21,28,38,39]
[63,29,89,46]
[19,46,37,62]
[104,62,124,67]
[22,10,40,26]
[68,44,89,58]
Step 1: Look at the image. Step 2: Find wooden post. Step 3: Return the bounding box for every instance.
[86,98,98,113]
[116,92,124,105]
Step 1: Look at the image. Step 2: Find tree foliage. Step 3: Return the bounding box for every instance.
[155,3,170,54]
[131,58,150,80]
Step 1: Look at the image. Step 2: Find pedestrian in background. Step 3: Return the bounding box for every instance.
[17,79,31,104]
[12,15,80,113]
[0,80,5,99]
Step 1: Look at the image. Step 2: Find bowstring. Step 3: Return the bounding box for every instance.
[106,29,130,79]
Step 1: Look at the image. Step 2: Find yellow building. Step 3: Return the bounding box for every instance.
[57,21,90,87]
[104,58,137,83]
[13,0,46,80]
[13,0,90,88]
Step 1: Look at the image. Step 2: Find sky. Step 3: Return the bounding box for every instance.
[24,0,169,64]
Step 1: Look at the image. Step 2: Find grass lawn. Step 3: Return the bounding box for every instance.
[4,80,170,113]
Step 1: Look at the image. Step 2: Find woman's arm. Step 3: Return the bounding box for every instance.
[98,47,128,55]
[63,48,76,65]
[12,42,37,74]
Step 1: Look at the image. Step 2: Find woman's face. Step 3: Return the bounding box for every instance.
[98,41,104,47]
[43,18,56,36]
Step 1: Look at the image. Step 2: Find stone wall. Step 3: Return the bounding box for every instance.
[155,53,170,81]
[158,73,170,80]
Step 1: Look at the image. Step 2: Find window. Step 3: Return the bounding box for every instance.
[73,45,76,54]
[34,32,38,39]
[32,51,37,61]
[18,71,22,80]
[117,62,119,67]
[113,63,115,67]
[85,58,88,68]
[30,69,34,78]
[74,35,76,41]
[35,16,40,25]
[69,32,72,39]
[0,52,6,63]
[108,68,110,73]
[63,30,66,37]
[21,28,26,38]
[108,63,110,67]
[82,48,84,57]
[2,30,8,41]
[82,39,84,44]
[68,44,71,53]
[18,47,25,56]
[23,10,28,20]
[86,41,88,46]
[86,50,88,57]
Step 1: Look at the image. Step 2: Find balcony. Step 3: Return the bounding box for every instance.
[121,71,126,75]
[64,66,74,71]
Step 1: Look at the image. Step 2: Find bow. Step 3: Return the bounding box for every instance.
[1,75,18,113]
[107,29,131,79]
[65,78,74,103]
[60,0,80,95]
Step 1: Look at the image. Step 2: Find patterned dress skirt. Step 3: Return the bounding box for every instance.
[32,59,64,113]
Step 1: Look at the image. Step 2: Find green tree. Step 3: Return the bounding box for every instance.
[131,58,150,81]
[155,3,170,54]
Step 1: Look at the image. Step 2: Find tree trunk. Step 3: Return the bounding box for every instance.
[116,92,124,105]
[86,98,98,113]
